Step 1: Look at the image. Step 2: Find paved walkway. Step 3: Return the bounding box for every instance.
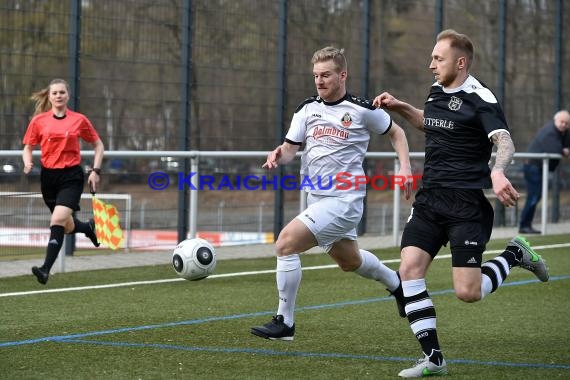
[1,223,569,279]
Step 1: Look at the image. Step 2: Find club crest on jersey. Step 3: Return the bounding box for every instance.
[448,96,462,111]
[341,112,352,127]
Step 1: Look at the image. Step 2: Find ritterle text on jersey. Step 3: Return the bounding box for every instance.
[423,117,455,129]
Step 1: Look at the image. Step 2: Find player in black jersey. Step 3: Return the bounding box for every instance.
[373,29,549,378]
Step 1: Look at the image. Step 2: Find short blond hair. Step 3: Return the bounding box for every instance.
[437,29,474,70]
[311,46,347,73]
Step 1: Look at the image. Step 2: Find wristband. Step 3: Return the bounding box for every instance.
[90,168,101,175]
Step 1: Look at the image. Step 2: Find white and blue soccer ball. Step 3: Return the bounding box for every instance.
[172,238,217,281]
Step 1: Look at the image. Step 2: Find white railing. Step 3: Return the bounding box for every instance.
[0,150,563,245]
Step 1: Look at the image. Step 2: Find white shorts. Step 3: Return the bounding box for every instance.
[296,192,364,252]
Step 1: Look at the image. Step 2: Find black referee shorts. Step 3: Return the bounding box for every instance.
[40,165,84,213]
[400,188,494,268]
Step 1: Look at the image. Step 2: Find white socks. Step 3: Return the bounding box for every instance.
[480,255,510,298]
[355,249,400,291]
[402,278,436,333]
[274,250,399,327]
[276,254,302,327]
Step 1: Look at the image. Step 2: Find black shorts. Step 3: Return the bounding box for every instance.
[40,165,84,213]
[400,188,494,268]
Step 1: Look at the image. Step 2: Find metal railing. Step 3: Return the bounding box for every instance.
[0,150,564,246]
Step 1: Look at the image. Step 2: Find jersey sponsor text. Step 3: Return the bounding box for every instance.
[312,125,349,140]
[423,117,454,129]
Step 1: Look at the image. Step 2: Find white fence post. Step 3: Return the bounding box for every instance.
[258,202,265,234]
[541,158,549,234]
[299,189,307,214]
[189,155,199,238]
[58,238,66,273]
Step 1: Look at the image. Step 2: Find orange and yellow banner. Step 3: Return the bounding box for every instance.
[92,197,124,250]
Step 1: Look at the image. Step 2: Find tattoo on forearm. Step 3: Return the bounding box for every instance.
[491,131,515,171]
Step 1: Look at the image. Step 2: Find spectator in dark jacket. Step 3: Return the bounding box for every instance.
[519,110,570,234]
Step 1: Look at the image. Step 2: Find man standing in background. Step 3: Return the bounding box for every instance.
[519,109,570,234]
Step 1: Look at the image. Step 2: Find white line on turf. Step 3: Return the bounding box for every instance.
[1,243,568,298]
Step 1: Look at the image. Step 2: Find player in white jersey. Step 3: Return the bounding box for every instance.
[289,92,394,196]
[374,29,548,378]
[250,46,413,341]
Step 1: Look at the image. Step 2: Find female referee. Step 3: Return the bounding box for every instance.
[22,78,105,285]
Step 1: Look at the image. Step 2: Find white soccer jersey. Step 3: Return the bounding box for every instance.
[285,93,392,196]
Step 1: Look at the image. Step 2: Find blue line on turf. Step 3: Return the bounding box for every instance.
[2,277,569,372]
[1,275,569,350]
[57,338,570,370]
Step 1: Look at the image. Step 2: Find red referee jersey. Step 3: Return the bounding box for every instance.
[23,110,100,169]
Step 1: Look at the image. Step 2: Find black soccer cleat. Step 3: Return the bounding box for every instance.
[251,315,295,341]
[387,271,406,318]
[86,218,100,247]
[32,266,49,285]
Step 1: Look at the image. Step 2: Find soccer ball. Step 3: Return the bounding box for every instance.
[172,238,217,281]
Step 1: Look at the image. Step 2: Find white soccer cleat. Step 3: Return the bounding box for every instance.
[398,355,448,378]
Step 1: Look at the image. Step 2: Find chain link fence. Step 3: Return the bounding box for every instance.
[1,0,567,153]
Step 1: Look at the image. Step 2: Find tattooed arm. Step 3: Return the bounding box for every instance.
[491,131,515,172]
[490,131,519,207]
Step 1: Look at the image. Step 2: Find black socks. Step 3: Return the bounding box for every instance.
[42,225,65,272]
[72,217,90,234]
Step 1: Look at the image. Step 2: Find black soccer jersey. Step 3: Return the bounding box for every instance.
[421,75,510,189]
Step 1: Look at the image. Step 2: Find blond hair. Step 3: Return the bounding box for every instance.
[311,46,347,73]
[30,78,70,116]
[436,29,474,70]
